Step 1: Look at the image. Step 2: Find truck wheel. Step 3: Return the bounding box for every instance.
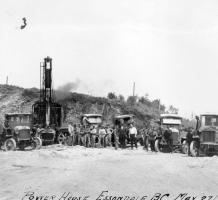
[4,138,16,151]
[19,143,26,151]
[155,139,162,152]
[182,140,188,154]
[58,133,66,145]
[32,137,42,150]
[190,141,199,157]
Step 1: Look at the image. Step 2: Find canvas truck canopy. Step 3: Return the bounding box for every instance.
[81,114,103,124]
[160,114,182,125]
[114,114,134,125]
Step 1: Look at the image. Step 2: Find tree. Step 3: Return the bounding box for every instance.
[167,105,179,114]
[138,96,146,104]
[118,94,125,102]
[160,104,166,112]
[107,92,117,100]
[151,99,160,109]
[138,93,151,106]
[127,96,137,105]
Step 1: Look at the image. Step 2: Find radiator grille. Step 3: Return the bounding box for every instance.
[40,132,55,141]
[172,132,179,144]
[202,131,215,142]
[18,130,31,140]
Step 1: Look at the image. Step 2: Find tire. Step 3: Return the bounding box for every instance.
[19,143,26,151]
[4,138,16,151]
[155,139,162,152]
[32,137,42,150]
[57,133,66,145]
[182,140,189,154]
[190,141,199,157]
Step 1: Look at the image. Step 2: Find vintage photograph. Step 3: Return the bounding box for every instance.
[0,0,218,200]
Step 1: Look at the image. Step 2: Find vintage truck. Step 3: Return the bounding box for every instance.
[190,113,218,156]
[155,114,184,152]
[0,113,42,151]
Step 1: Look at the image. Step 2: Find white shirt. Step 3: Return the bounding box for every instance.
[90,128,97,134]
[68,124,74,135]
[129,127,137,135]
[99,128,107,136]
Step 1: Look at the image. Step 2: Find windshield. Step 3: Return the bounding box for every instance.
[201,115,218,126]
[8,115,30,123]
[161,118,182,125]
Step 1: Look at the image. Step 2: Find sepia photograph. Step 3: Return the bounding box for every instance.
[0,0,218,200]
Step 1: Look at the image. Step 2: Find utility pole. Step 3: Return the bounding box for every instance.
[158,99,161,112]
[6,76,8,85]
[133,82,135,97]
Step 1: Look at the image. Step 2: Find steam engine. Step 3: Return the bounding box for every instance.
[32,57,63,143]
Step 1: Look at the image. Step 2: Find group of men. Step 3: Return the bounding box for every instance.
[67,123,113,148]
[67,122,142,149]
[67,121,173,151]
[140,125,175,152]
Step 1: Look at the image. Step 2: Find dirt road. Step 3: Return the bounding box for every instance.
[0,145,217,200]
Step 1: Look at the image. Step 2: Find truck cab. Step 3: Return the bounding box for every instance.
[190,113,218,156]
[155,114,183,152]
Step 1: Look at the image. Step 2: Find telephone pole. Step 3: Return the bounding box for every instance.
[133,82,135,97]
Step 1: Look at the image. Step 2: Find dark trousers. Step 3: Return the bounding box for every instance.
[166,139,173,152]
[143,135,148,150]
[119,134,126,149]
[149,139,155,151]
[130,134,137,149]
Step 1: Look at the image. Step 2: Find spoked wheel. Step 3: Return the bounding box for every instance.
[190,141,199,157]
[155,139,162,152]
[31,137,42,150]
[182,140,189,154]
[4,138,16,151]
[57,133,66,145]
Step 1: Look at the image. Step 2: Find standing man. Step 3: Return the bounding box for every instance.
[99,125,107,147]
[164,126,173,152]
[119,124,126,149]
[90,125,97,147]
[142,127,149,151]
[114,125,119,150]
[67,122,75,146]
[186,127,193,156]
[77,124,83,146]
[2,120,10,141]
[148,127,156,151]
[129,123,138,149]
[105,126,113,147]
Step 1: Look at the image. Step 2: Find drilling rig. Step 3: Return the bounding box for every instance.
[32,57,63,144]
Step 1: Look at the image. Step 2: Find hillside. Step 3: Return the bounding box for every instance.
[0,84,170,129]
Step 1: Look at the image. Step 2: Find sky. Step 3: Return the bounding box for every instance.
[1,0,218,119]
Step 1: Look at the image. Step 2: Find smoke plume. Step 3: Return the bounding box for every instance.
[57,80,80,92]
[55,79,81,100]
